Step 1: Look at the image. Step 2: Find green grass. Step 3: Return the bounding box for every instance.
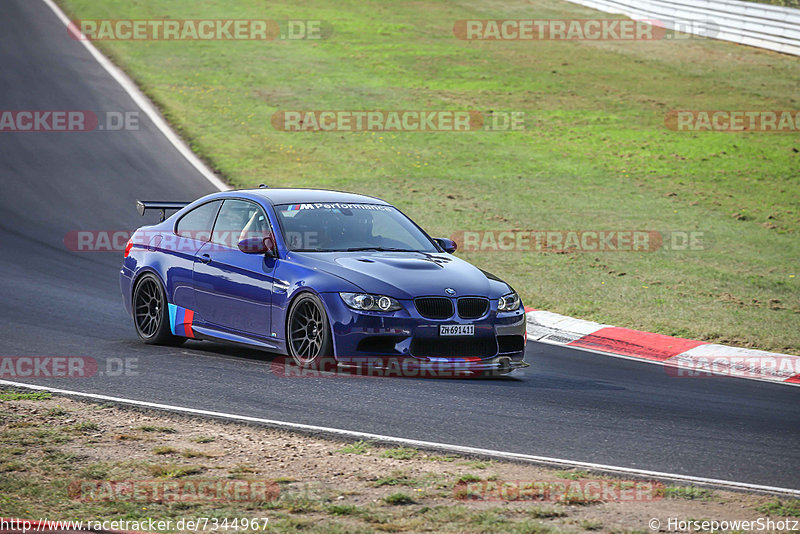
[579,519,604,531]
[327,503,360,516]
[383,492,416,505]
[0,460,26,472]
[229,463,258,475]
[743,0,800,7]
[459,459,494,470]
[756,499,800,517]
[380,447,418,460]
[528,507,567,519]
[374,471,421,487]
[146,463,205,478]
[337,440,372,455]
[180,448,216,458]
[55,0,800,353]
[425,454,457,462]
[659,485,715,500]
[0,391,52,401]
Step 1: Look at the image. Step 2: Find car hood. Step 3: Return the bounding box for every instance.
[289,251,510,299]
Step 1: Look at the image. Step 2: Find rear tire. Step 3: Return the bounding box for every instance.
[286,293,334,369]
[132,273,186,346]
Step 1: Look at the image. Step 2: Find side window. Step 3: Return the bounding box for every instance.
[211,199,270,248]
[175,200,222,241]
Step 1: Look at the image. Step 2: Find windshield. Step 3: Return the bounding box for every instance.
[275,202,438,252]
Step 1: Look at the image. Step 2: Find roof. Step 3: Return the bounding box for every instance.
[238,188,390,206]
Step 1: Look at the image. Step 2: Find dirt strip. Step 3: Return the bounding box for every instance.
[0,389,797,533]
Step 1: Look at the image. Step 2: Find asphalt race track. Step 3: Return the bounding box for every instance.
[1,0,799,491]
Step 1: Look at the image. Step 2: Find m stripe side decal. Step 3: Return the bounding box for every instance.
[168,303,195,338]
[168,303,178,336]
[183,309,195,338]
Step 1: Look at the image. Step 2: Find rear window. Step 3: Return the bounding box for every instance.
[175,200,222,241]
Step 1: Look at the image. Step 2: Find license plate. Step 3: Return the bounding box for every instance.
[439,324,474,336]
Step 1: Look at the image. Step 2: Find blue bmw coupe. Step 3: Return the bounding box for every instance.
[120,188,528,376]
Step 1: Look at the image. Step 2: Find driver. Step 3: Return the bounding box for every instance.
[239,209,269,242]
[347,210,374,245]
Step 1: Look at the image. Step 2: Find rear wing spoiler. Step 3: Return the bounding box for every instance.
[136,200,190,222]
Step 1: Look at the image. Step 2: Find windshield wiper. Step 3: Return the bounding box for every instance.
[345,247,418,252]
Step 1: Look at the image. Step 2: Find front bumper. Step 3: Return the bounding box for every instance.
[319,292,528,375]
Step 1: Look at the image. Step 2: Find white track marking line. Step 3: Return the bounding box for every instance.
[41,0,228,192]
[1,379,797,496]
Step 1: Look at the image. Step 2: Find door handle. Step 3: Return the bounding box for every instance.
[198,253,212,264]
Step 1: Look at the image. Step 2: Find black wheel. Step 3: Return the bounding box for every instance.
[132,274,185,346]
[287,293,333,368]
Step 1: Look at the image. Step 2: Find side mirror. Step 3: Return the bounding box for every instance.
[434,238,457,254]
[238,235,276,257]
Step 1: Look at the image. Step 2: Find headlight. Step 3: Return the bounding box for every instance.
[340,292,402,312]
[498,292,521,312]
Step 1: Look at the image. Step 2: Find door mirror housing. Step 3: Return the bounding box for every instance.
[238,235,276,257]
[434,238,457,254]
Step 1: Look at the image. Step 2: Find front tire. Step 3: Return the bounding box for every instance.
[287,293,334,368]
[132,274,185,346]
